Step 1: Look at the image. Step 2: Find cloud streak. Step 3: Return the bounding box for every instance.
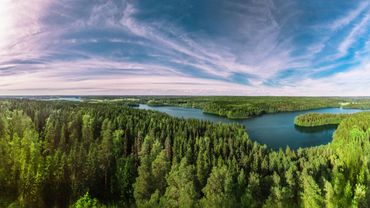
[0,0,370,95]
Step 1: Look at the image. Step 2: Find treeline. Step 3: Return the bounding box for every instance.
[294,113,351,127]
[200,97,344,119]
[0,100,369,207]
[82,96,370,119]
[127,96,369,119]
[343,99,370,110]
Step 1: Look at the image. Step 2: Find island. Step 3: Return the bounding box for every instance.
[294,113,352,127]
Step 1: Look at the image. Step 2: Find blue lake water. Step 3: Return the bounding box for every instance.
[138,104,365,150]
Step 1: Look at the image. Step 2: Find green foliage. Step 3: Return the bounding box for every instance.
[300,173,324,208]
[294,113,351,127]
[0,99,369,207]
[162,158,198,208]
[200,163,237,208]
[132,96,370,119]
[73,192,104,208]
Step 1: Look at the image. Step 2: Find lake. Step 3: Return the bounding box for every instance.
[138,104,365,150]
[37,97,82,102]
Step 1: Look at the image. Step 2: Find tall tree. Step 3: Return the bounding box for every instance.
[162,158,198,208]
[200,164,236,208]
[300,174,323,208]
[100,118,113,190]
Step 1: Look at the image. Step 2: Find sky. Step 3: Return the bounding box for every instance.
[0,0,370,96]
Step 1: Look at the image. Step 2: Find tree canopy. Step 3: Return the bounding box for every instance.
[0,99,369,207]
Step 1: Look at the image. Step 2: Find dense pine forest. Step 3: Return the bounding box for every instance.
[0,99,369,207]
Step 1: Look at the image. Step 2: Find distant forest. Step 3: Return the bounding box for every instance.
[0,99,369,207]
[83,96,370,119]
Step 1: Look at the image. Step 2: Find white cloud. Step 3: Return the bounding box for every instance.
[338,13,370,57]
[330,2,370,30]
[0,0,51,52]
[0,0,370,96]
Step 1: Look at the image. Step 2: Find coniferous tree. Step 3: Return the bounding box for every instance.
[162,158,198,208]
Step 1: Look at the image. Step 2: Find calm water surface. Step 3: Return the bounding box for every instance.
[138,104,365,150]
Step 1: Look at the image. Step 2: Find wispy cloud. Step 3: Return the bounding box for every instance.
[0,0,370,95]
[338,13,370,57]
[330,2,370,30]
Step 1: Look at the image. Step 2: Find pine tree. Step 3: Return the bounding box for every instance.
[301,174,323,208]
[100,119,113,190]
[162,158,198,208]
[134,136,165,207]
[200,164,236,208]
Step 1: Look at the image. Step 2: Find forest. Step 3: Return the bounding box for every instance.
[88,96,370,119]
[0,99,369,207]
[294,113,351,127]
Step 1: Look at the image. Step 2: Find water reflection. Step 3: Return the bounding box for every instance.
[294,124,338,133]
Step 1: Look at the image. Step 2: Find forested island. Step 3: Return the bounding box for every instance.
[0,99,369,207]
[294,113,351,127]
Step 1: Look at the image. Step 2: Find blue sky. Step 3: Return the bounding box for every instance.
[0,0,370,95]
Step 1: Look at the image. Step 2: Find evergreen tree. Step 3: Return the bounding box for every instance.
[162,158,198,208]
[300,174,323,208]
[200,164,236,208]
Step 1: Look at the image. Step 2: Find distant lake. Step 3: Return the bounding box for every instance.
[138,104,366,150]
[36,97,82,102]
